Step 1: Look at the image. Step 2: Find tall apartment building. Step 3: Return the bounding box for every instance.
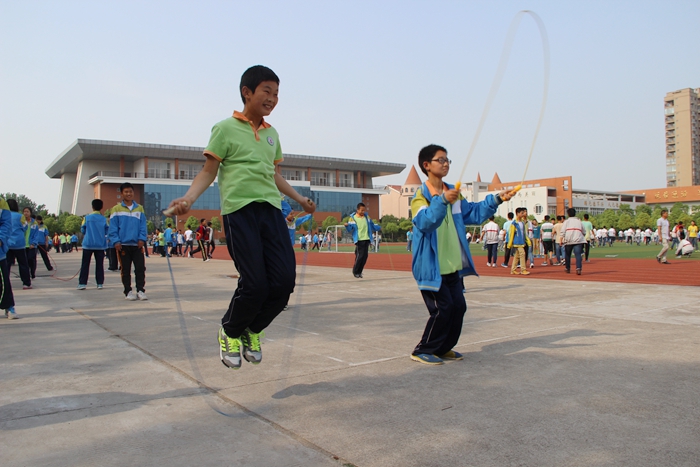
[664,88,700,187]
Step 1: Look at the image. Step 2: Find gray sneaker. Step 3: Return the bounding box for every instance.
[218,327,242,369]
[241,328,265,364]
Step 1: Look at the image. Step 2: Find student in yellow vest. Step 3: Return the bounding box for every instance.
[344,203,381,278]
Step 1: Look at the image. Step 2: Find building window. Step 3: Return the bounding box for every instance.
[148,162,171,179]
[281,169,307,181]
[534,204,543,215]
[339,172,354,188]
[178,163,201,180]
[311,171,335,187]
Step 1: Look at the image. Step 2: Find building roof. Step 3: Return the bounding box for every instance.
[491,172,502,184]
[45,139,405,179]
[476,172,481,182]
[404,166,422,185]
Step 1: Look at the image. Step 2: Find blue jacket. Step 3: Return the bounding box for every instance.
[164,227,173,243]
[507,221,531,248]
[287,213,311,245]
[0,200,11,261]
[35,224,50,247]
[108,201,148,247]
[81,211,109,250]
[8,211,27,250]
[411,182,499,291]
[25,220,39,247]
[345,213,381,244]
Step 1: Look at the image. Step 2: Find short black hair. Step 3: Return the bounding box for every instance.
[200,218,206,223]
[418,144,447,176]
[507,212,514,220]
[36,215,43,221]
[240,65,279,104]
[679,232,686,240]
[661,209,668,214]
[544,215,550,221]
[92,199,103,211]
[567,208,576,217]
[22,206,33,215]
[583,213,589,220]
[207,221,212,226]
[489,216,495,221]
[7,199,18,212]
[357,202,366,209]
[119,182,134,192]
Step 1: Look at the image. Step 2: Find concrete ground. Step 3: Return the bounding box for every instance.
[1,252,699,467]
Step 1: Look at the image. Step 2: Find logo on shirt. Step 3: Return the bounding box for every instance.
[267,136,275,146]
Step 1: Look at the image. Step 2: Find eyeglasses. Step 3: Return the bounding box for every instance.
[431,158,451,165]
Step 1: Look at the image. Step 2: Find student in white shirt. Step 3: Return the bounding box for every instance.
[656,210,671,264]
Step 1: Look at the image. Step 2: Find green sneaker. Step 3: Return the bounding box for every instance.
[218,327,242,369]
[241,328,265,364]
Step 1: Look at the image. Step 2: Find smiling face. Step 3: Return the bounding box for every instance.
[23,208,31,220]
[121,187,134,204]
[242,80,278,118]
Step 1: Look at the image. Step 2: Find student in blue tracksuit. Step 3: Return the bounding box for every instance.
[409,144,517,365]
[22,207,40,279]
[34,215,53,273]
[6,199,31,289]
[163,224,174,257]
[108,183,148,301]
[70,233,79,252]
[344,203,381,278]
[78,199,109,290]
[0,198,17,318]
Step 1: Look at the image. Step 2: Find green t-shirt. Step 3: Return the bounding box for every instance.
[581,220,593,240]
[355,215,369,241]
[204,116,283,215]
[437,211,463,275]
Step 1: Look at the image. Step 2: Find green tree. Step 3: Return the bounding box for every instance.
[618,213,633,230]
[185,216,199,230]
[1,192,47,216]
[302,217,318,232]
[635,212,653,230]
[598,209,619,229]
[383,222,399,241]
[164,217,174,228]
[210,216,222,232]
[321,216,339,231]
[64,215,83,234]
[146,220,155,234]
[619,204,634,215]
[635,204,652,216]
[669,202,689,224]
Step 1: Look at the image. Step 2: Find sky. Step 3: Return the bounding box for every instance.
[1,0,699,212]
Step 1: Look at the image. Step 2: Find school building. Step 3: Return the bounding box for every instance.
[45,139,405,232]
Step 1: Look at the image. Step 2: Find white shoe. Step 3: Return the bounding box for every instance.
[486,262,491,267]
[125,291,137,301]
[204,258,210,262]
[137,291,148,300]
[492,263,497,267]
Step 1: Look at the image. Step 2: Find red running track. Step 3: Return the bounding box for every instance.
[209,247,699,287]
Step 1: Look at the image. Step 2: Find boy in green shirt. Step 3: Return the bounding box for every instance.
[166,65,315,370]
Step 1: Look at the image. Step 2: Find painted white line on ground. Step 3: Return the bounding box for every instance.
[465,315,520,325]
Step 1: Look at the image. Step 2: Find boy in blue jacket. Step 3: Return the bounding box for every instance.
[78,199,109,290]
[344,203,381,278]
[0,198,17,318]
[108,183,148,301]
[6,199,31,289]
[409,144,516,365]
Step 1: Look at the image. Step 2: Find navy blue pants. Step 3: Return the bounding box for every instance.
[7,248,31,287]
[486,242,498,264]
[221,202,295,338]
[79,249,105,286]
[414,272,467,356]
[0,258,15,310]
